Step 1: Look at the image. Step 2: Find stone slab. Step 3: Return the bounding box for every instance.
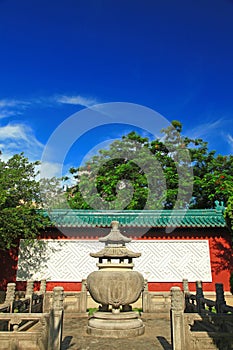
[93,311,139,319]
[62,316,172,349]
[87,324,145,338]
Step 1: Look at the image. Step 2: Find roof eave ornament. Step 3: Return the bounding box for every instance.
[214,200,225,213]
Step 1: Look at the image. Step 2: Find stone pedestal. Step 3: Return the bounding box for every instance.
[87,311,145,337]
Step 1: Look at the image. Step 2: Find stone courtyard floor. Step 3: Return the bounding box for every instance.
[61,314,172,350]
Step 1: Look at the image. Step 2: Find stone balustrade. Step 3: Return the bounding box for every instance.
[142,280,170,314]
[0,286,64,350]
[171,281,233,350]
[0,280,46,315]
[184,280,233,314]
[43,279,88,315]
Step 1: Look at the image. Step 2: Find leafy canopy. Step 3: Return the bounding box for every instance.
[0,153,50,250]
[68,121,233,217]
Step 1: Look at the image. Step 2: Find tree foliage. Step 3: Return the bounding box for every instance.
[68,121,233,216]
[0,153,50,250]
[225,189,233,238]
[68,126,185,210]
[39,176,68,210]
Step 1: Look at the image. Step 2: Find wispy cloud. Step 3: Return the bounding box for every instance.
[0,99,28,108]
[0,100,15,108]
[55,94,98,107]
[0,110,19,119]
[0,123,44,161]
[183,117,233,155]
[184,119,222,140]
[0,92,100,160]
[0,98,31,120]
[0,94,99,120]
[226,134,233,152]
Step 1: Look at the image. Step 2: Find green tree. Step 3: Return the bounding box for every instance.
[68,121,193,210]
[68,121,233,213]
[0,153,50,250]
[186,139,233,208]
[68,132,157,210]
[224,180,233,237]
[39,176,68,210]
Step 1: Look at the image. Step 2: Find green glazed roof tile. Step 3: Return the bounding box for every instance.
[45,208,226,228]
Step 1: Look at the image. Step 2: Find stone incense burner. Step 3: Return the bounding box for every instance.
[86,221,145,337]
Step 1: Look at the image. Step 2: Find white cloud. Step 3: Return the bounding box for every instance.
[185,119,222,140]
[226,134,233,152]
[0,99,31,121]
[0,94,99,121]
[183,118,233,155]
[0,123,44,161]
[0,98,30,109]
[0,99,22,108]
[0,92,100,161]
[0,110,19,119]
[56,94,98,107]
[38,161,62,179]
[38,162,75,187]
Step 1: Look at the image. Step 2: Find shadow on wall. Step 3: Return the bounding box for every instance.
[16,239,66,281]
[211,237,233,275]
[16,240,50,280]
[0,246,19,290]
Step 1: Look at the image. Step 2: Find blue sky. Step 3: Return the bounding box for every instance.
[0,0,233,177]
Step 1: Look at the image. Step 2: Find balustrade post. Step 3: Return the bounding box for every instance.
[215,283,226,313]
[5,282,16,312]
[49,286,64,350]
[39,279,47,312]
[170,287,185,350]
[80,279,87,313]
[142,279,150,313]
[182,279,189,295]
[182,279,190,312]
[25,280,34,312]
[196,280,205,313]
[40,279,47,294]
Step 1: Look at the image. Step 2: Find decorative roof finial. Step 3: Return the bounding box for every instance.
[214,200,225,212]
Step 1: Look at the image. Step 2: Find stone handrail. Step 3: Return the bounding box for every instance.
[0,286,64,350]
[183,280,233,314]
[142,291,170,313]
[43,279,88,314]
[0,304,10,313]
[171,285,233,350]
[0,313,47,331]
[142,280,170,313]
[1,280,46,314]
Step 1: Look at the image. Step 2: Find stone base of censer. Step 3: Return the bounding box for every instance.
[87,311,145,338]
